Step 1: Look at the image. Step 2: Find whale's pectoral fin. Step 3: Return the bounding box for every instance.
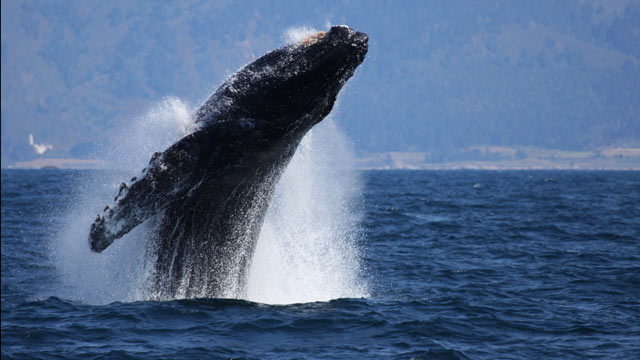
[88,185,155,253]
[89,131,206,253]
[89,176,158,252]
[89,212,135,253]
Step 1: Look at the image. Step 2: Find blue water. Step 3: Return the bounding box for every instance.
[2,169,639,359]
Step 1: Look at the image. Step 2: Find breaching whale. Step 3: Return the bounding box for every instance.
[89,25,368,299]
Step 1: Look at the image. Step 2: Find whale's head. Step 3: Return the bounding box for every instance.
[198,25,368,134]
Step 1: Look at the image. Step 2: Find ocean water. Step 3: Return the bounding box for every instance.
[2,169,639,359]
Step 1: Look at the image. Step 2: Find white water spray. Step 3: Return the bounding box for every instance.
[53,97,366,305]
[52,98,195,304]
[246,118,368,304]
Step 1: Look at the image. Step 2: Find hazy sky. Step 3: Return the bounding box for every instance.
[2,0,639,166]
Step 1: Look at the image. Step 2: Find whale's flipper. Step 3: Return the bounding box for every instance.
[89,129,208,252]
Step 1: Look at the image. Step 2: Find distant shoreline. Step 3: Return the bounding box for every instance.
[4,158,108,170]
[354,147,640,171]
[353,158,640,171]
[3,153,639,171]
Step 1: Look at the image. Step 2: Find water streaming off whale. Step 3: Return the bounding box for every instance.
[52,97,195,304]
[53,96,367,305]
[246,118,368,304]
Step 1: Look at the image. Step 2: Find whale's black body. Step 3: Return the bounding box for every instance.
[89,26,368,298]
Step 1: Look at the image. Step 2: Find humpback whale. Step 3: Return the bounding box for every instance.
[89,25,368,298]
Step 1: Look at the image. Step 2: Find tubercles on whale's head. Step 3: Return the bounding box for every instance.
[299,25,368,65]
[198,25,368,134]
[281,25,368,127]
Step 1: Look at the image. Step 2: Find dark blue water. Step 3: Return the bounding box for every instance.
[2,169,639,359]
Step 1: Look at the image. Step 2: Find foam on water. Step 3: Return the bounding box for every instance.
[53,96,367,305]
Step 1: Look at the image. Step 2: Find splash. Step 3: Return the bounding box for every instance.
[104,97,195,170]
[53,80,366,306]
[245,118,369,304]
[52,98,194,304]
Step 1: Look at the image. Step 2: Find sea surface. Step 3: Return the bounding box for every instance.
[2,169,639,359]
